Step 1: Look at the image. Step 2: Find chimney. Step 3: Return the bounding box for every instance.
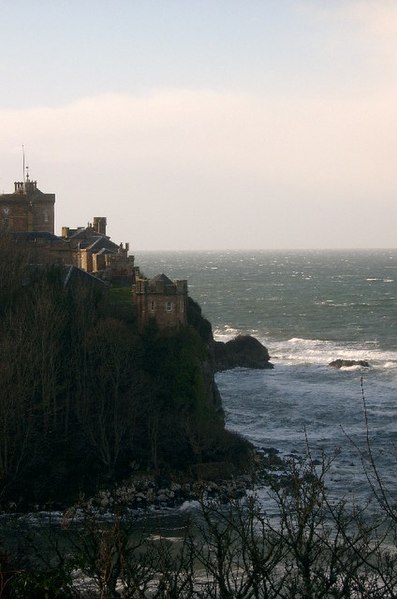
[93,216,107,236]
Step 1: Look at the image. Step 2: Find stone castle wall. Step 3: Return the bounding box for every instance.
[0,180,55,234]
[133,277,188,329]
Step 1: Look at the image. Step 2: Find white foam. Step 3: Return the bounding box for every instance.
[146,534,184,543]
[383,361,397,369]
[288,337,326,346]
[179,500,200,512]
[338,365,363,371]
[213,326,241,342]
[255,336,397,368]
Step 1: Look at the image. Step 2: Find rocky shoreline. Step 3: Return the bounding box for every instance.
[1,475,252,516]
[76,448,289,515]
[1,448,291,516]
[87,475,252,513]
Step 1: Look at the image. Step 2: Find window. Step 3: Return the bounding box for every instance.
[166,301,173,311]
[151,301,156,311]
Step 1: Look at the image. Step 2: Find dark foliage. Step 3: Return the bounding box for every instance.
[187,297,213,344]
[4,451,397,598]
[0,238,248,507]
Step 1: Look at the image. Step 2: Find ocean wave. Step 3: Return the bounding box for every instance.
[146,534,184,543]
[382,361,397,369]
[366,277,395,283]
[315,300,370,308]
[288,337,329,345]
[254,336,397,368]
[218,359,397,508]
[179,500,201,512]
[213,326,241,342]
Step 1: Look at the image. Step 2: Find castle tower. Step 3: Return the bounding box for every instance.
[132,273,188,330]
[0,173,55,234]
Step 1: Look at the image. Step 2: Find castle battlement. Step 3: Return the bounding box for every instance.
[0,177,55,234]
[132,274,188,330]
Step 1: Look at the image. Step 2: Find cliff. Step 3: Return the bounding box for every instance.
[186,297,273,372]
[0,253,250,508]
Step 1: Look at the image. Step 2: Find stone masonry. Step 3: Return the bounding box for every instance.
[0,177,55,234]
[132,273,188,329]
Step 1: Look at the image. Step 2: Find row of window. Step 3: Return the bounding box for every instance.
[0,209,49,223]
[150,301,174,312]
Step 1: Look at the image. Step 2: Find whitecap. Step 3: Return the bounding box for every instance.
[383,361,397,369]
[258,336,397,369]
[146,534,184,543]
[213,326,241,342]
[288,337,315,344]
[179,500,200,512]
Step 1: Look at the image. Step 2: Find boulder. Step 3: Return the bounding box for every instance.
[213,335,273,372]
[329,359,370,369]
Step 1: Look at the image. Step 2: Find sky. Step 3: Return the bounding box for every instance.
[1,0,397,250]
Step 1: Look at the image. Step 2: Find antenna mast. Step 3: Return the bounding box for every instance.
[22,145,26,183]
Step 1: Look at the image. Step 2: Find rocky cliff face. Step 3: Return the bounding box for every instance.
[187,297,273,376]
[201,356,224,413]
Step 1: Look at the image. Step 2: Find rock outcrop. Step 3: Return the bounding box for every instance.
[329,359,370,369]
[213,335,273,372]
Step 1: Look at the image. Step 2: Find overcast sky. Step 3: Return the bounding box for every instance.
[1,1,396,250]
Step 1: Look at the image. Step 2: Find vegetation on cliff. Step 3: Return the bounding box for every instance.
[0,237,250,508]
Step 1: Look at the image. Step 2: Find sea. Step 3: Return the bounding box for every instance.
[136,249,397,511]
[2,249,396,564]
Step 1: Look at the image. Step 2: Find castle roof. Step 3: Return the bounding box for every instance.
[150,273,174,285]
[62,265,107,289]
[68,230,119,253]
[13,231,63,243]
[87,236,119,253]
[68,227,95,239]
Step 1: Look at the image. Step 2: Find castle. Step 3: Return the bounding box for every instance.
[60,217,136,286]
[0,174,55,233]
[0,173,187,329]
[133,274,188,329]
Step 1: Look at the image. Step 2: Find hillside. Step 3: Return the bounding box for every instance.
[0,237,251,508]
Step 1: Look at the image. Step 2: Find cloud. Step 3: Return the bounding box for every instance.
[1,86,397,248]
[343,0,397,37]
[2,88,396,179]
[302,0,397,51]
